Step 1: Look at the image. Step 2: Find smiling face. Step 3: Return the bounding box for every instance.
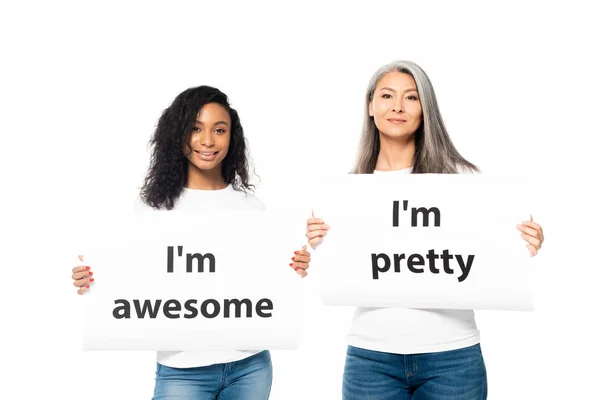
[369,71,423,140]
[184,102,231,173]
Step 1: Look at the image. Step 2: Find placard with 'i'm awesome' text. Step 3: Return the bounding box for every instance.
[81,210,305,350]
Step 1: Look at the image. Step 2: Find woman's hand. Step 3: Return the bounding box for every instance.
[72,255,94,294]
[517,216,544,257]
[290,246,311,278]
[306,211,329,250]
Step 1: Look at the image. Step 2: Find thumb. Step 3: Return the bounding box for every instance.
[78,255,84,262]
[311,209,315,218]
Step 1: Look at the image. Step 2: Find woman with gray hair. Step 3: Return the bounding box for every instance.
[306,60,545,400]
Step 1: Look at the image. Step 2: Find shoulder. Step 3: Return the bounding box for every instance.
[229,187,265,210]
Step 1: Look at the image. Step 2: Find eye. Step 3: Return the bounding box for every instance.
[407,95,419,100]
[192,126,201,132]
[382,93,393,99]
[215,128,227,134]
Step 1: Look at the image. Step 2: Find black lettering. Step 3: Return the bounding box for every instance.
[113,299,130,319]
[187,253,216,273]
[164,299,181,319]
[407,254,425,273]
[184,299,198,319]
[167,246,174,273]
[393,201,399,227]
[441,249,454,274]
[411,206,441,227]
[224,298,253,318]
[456,255,475,282]
[371,253,390,279]
[256,298,273,318]
[200,299,220,318]
[133,299,162,318]
[426,249,440,273]
[393,253,405,272]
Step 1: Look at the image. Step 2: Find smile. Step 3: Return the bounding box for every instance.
[387,118,407,124]
[194,150,219,160]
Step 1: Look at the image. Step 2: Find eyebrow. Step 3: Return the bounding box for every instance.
[379,87,418,94]
[195,120,229,126]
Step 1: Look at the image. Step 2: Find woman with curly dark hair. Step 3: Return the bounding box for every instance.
[140,85,256,210]
[71,85,311,399]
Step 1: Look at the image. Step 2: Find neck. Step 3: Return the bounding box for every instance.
[185,164,228,190]
[375,133,416,171]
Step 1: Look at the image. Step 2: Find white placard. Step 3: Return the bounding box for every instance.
[81,210,305,350]
[315,174,534,310]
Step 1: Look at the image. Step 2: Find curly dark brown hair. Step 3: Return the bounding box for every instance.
[140,86,254,209]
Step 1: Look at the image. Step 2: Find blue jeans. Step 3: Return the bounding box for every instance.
[153,350,272,400]
[343,344,487,400]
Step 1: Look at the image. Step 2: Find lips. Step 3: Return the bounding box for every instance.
[387,118,407,123]
[194,150,219,161]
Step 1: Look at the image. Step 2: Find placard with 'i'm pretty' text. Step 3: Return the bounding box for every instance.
[314,174,534,311]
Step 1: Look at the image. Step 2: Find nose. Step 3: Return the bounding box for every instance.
[392,97,404,113]
[199,131,215,147]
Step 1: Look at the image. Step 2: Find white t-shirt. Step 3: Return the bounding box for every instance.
[346,167,480,354]
[134,185,265,368]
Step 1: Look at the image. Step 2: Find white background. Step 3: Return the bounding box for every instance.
[1,1,599,399]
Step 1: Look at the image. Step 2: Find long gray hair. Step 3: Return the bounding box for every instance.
[353,60,478,174]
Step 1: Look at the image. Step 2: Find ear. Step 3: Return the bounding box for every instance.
[182,143,191,157]
[368,100,374,117]
[182,135,192,155]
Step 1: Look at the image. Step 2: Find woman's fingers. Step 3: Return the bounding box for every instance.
[296,246,311,256]
[527,244,538,257]
[295,268,307,278]
[290,256,309,270]
[521,216,542,231]
[517,224,538,238]
[72,265,90,274]
[292,254,310,264]
[306,229,328,240]
[520,232,541,249]
[293,245,310,257]
[290,245,311,277]
[72,270,93,280]
[307,223,329,233]
[73,256,94,293]
[73,276,94,287]
[296,250,311,259]
[517,217,544,253]
[306,213,329,251]
[77,284,91,295]
[521,216,544,242]
[307,237,323,250]
[290,262,309,271]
